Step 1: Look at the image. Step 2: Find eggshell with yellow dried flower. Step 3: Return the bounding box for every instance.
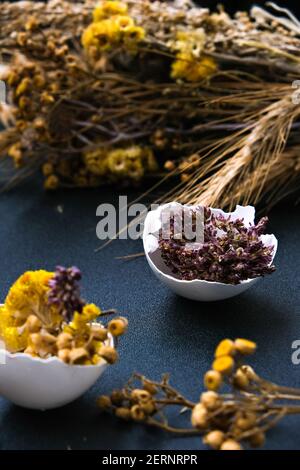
[0,314,114,410]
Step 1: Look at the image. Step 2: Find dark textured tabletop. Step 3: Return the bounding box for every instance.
[0,177,299,450]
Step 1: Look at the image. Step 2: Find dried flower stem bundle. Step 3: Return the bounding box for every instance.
[98,338,300,450]
[0,1,300,208]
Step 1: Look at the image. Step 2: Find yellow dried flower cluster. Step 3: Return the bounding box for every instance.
[171,30,217,82]
[84,145,158,182]
[204,338,257,391]
[82,1,145,56]
[0,268,127,366]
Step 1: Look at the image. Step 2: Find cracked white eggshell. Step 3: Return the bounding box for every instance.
[0,321,113,410]
[143,203,278,302]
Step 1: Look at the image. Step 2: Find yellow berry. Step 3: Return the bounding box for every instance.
[212,355,234,375]
[108,317,128,336]
[204,370,223,391]
[215,339,235,358]
[234,338,257,355]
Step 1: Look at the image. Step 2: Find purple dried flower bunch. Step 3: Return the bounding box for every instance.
[158,208,276,285]
[48,266,85,321]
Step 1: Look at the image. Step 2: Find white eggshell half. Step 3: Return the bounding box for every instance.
[143,203,278,302]
[0,322,113,410]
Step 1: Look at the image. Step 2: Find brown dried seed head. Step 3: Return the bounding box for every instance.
[131,389,151,403]
[203,430,225,450]
[201,391,222,411]
[241,365,259,382]
[191,403,209,429]
[164,160,176,171]
[110,390,124,406]
[99,345,118,364]
[131,405,146,422]
[220,439,242,451]
[115,407,131,421]
[233,368,250,390]
[249,430,265,448]
[108,317,128,337]
[69,347,89,365]
[236,412,257,431]
[140,401,156,415]
[96,395,112,410]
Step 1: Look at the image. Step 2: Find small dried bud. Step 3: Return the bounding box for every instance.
[203,430,225,450]
[108,317,128,337]
[249,430,265,448]
[115,407,131,420]
[111,390,124,406]
[164,160,175,171]
[131,389,151,403]
[204,370,223,391]
[91,325,108,341]
[25,315,42,333]
[201,391,222,411]
[99,345,118,364]
[58,348,70,363]
[131,405,146,422]
[236,412,257,431]
[56,332,73,350]
[69,347,88,365]
[191,403,209,429]
[234,339,257,355]
[233,368,250,390]
[140,400,156,415]
[241,365,259,382]
[220,439,242,451]
[96,395,112,410]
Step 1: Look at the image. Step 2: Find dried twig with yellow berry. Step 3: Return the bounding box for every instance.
[97,338,300,450]
[0,266,127,366]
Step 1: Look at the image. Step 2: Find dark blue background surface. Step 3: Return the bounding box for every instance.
[0,178,299,450]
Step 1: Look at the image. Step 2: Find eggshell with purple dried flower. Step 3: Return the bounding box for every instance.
[143,203,277,301]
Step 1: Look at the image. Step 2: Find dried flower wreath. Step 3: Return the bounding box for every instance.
[0,1,300,209]
[97,338,300,450]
